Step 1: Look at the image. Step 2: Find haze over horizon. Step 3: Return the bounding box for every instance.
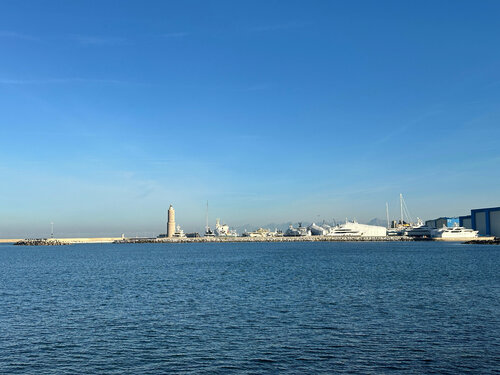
[1,1,499,238]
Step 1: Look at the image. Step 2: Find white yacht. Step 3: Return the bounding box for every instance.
[174,226,186,238]
[405,218,432,237]
[308,223,328,236]
[203,202,237,237]
[242,228,282,237]
[326,226,362,237]
[205,227,215,237]
[325,220,386,237]
[284,224,311,237]
[158,225,186,238]
[214,219,238,237]
[431,224,478,240]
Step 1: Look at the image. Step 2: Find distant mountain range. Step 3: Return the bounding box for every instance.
[367,218,388,227]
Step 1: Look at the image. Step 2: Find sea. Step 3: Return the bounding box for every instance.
[0,241,498,374]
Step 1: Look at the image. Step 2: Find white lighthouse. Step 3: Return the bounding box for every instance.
[167,205,176,238]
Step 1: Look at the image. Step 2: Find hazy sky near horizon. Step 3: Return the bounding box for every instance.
[1,0,499,237]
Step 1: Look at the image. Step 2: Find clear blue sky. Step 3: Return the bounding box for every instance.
[1,0,499,237]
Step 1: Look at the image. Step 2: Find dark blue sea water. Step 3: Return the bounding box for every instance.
[0,241,499,374]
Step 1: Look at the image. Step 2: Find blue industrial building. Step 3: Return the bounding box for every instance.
[425,217,459,228]
[471,207,500,237]
[459,215,472,229]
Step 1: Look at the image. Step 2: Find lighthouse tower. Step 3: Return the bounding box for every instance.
[167,205,176,238]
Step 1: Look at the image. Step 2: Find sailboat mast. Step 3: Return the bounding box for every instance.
[400,193,403,225]
[205,201,209,233]
[386,202,390,229]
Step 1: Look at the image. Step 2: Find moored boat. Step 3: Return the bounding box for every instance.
[405,218,432,237]
[431,223,478,240]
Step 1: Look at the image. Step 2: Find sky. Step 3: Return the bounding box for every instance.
[1,0,499,237]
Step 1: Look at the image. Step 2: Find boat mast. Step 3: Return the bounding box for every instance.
[386,202,390,229]
[205,200,209,233]
[400,193,403,225]
[400,194,414,225]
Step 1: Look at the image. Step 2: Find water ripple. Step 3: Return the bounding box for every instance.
[0,241,499,373]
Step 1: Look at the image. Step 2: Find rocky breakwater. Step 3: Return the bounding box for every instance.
[464,238,500,245]
[114,236,413,244]
[14,238,70,246]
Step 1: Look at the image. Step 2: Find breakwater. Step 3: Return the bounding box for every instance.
[114,236,414,244]
[0,239,22,244]
[13,237,123,246]
[465,238,500,245]
[14,239,70,246]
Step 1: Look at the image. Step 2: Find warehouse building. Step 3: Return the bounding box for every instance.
[471,207,500,237]
[459,215,472,229]
[425,217,459,228]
